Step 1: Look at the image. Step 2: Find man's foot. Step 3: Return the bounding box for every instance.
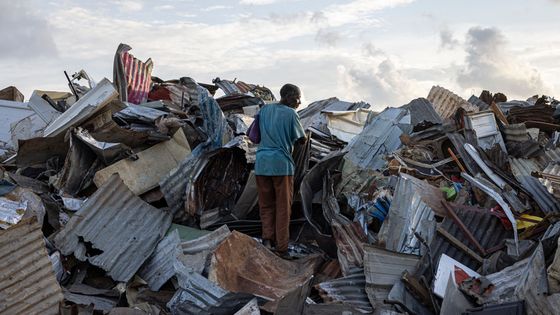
[262,239,274,251]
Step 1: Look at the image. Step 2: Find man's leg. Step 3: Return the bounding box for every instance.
[273,175,293,253]
[256,176,276,243]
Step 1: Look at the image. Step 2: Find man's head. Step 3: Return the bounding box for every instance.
[279,84,301,109]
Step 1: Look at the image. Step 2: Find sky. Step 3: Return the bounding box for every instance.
[1,0,560,110]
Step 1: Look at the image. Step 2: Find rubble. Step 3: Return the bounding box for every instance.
[1,43,560,315]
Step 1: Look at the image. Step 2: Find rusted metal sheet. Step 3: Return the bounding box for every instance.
[208,231,322,301]
[161,146,249,225]
[54,174,172,282]
[426,86,478,119]
[0,219,63,315]
[0,86,24,102]
[415,205,509,284]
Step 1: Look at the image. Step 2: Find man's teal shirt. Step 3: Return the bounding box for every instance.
[254,103,305,176]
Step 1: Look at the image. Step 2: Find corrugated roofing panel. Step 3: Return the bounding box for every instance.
[503,123,529,143]
[179,224,231,274]
[299,97,370,133]
[343,107,409,171]
[44,78,118,137]
[54,174,172,282]
[510,158,560,213]
[405,97,443,127]
[426,86,478,119]
[138,230,183,291]
[468,95,490,110]
[541,163,560,199]
[378,175,436,256]
[363,245,419,306]
[315,269,373,312]
[0,219,63,315]
[415,205,509,283]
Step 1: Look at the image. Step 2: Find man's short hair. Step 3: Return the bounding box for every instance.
[280,84,300,100]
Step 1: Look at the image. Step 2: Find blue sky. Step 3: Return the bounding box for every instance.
[2,0,559,109]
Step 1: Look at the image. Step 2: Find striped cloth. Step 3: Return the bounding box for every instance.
[113,43,153,104]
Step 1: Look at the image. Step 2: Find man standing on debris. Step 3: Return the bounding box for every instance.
[255,83,306,259]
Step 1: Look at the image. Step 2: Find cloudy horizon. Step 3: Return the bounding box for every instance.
[1,0,559,110]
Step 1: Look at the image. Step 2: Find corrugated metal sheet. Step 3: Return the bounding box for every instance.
[0,99,33,153]
[113,43,153,104]
[378,175,436,256]
[179,225,230,274]
[415,206,509,283]
[426,86,478,119]
[170,265,255,315]
[541,163,560,199]
[363,245,419,306]
[0,197,27,229]
[536,148,560,168]
[138,230,183,291]
[208,231,322,301]
[54,174,172,282]
[496,100,532,114]
[315,269,373,312]
[446,132,482,175]
[299,97,370,133]
[503,123,529,143]
[510,158,560,213]
[44,78,118,137]
[404,97,442,128]
[0,219,63,315]
[468,95,490,110]
[343,107,409,171]
[484,243,560,315]
[508,104,556,124]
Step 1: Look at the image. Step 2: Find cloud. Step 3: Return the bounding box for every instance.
[457,26,549,97]
[201,5,232,12]
[362,42,384,57]
[112,0,143,11]
[155,4,174,10]
[439,28,459,49]
[0,1,58,59]
[336,59,423,108]
[240,0,277,5]
[315,28,342,47]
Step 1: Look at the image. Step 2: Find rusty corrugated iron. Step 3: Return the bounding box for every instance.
[208,231,322,301]
[427,86,478,119]
[0,218,63,315]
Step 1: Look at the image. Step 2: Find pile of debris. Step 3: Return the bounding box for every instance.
[1,43,560,315]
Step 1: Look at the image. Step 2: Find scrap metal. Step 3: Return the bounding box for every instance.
[54,174,172,282]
